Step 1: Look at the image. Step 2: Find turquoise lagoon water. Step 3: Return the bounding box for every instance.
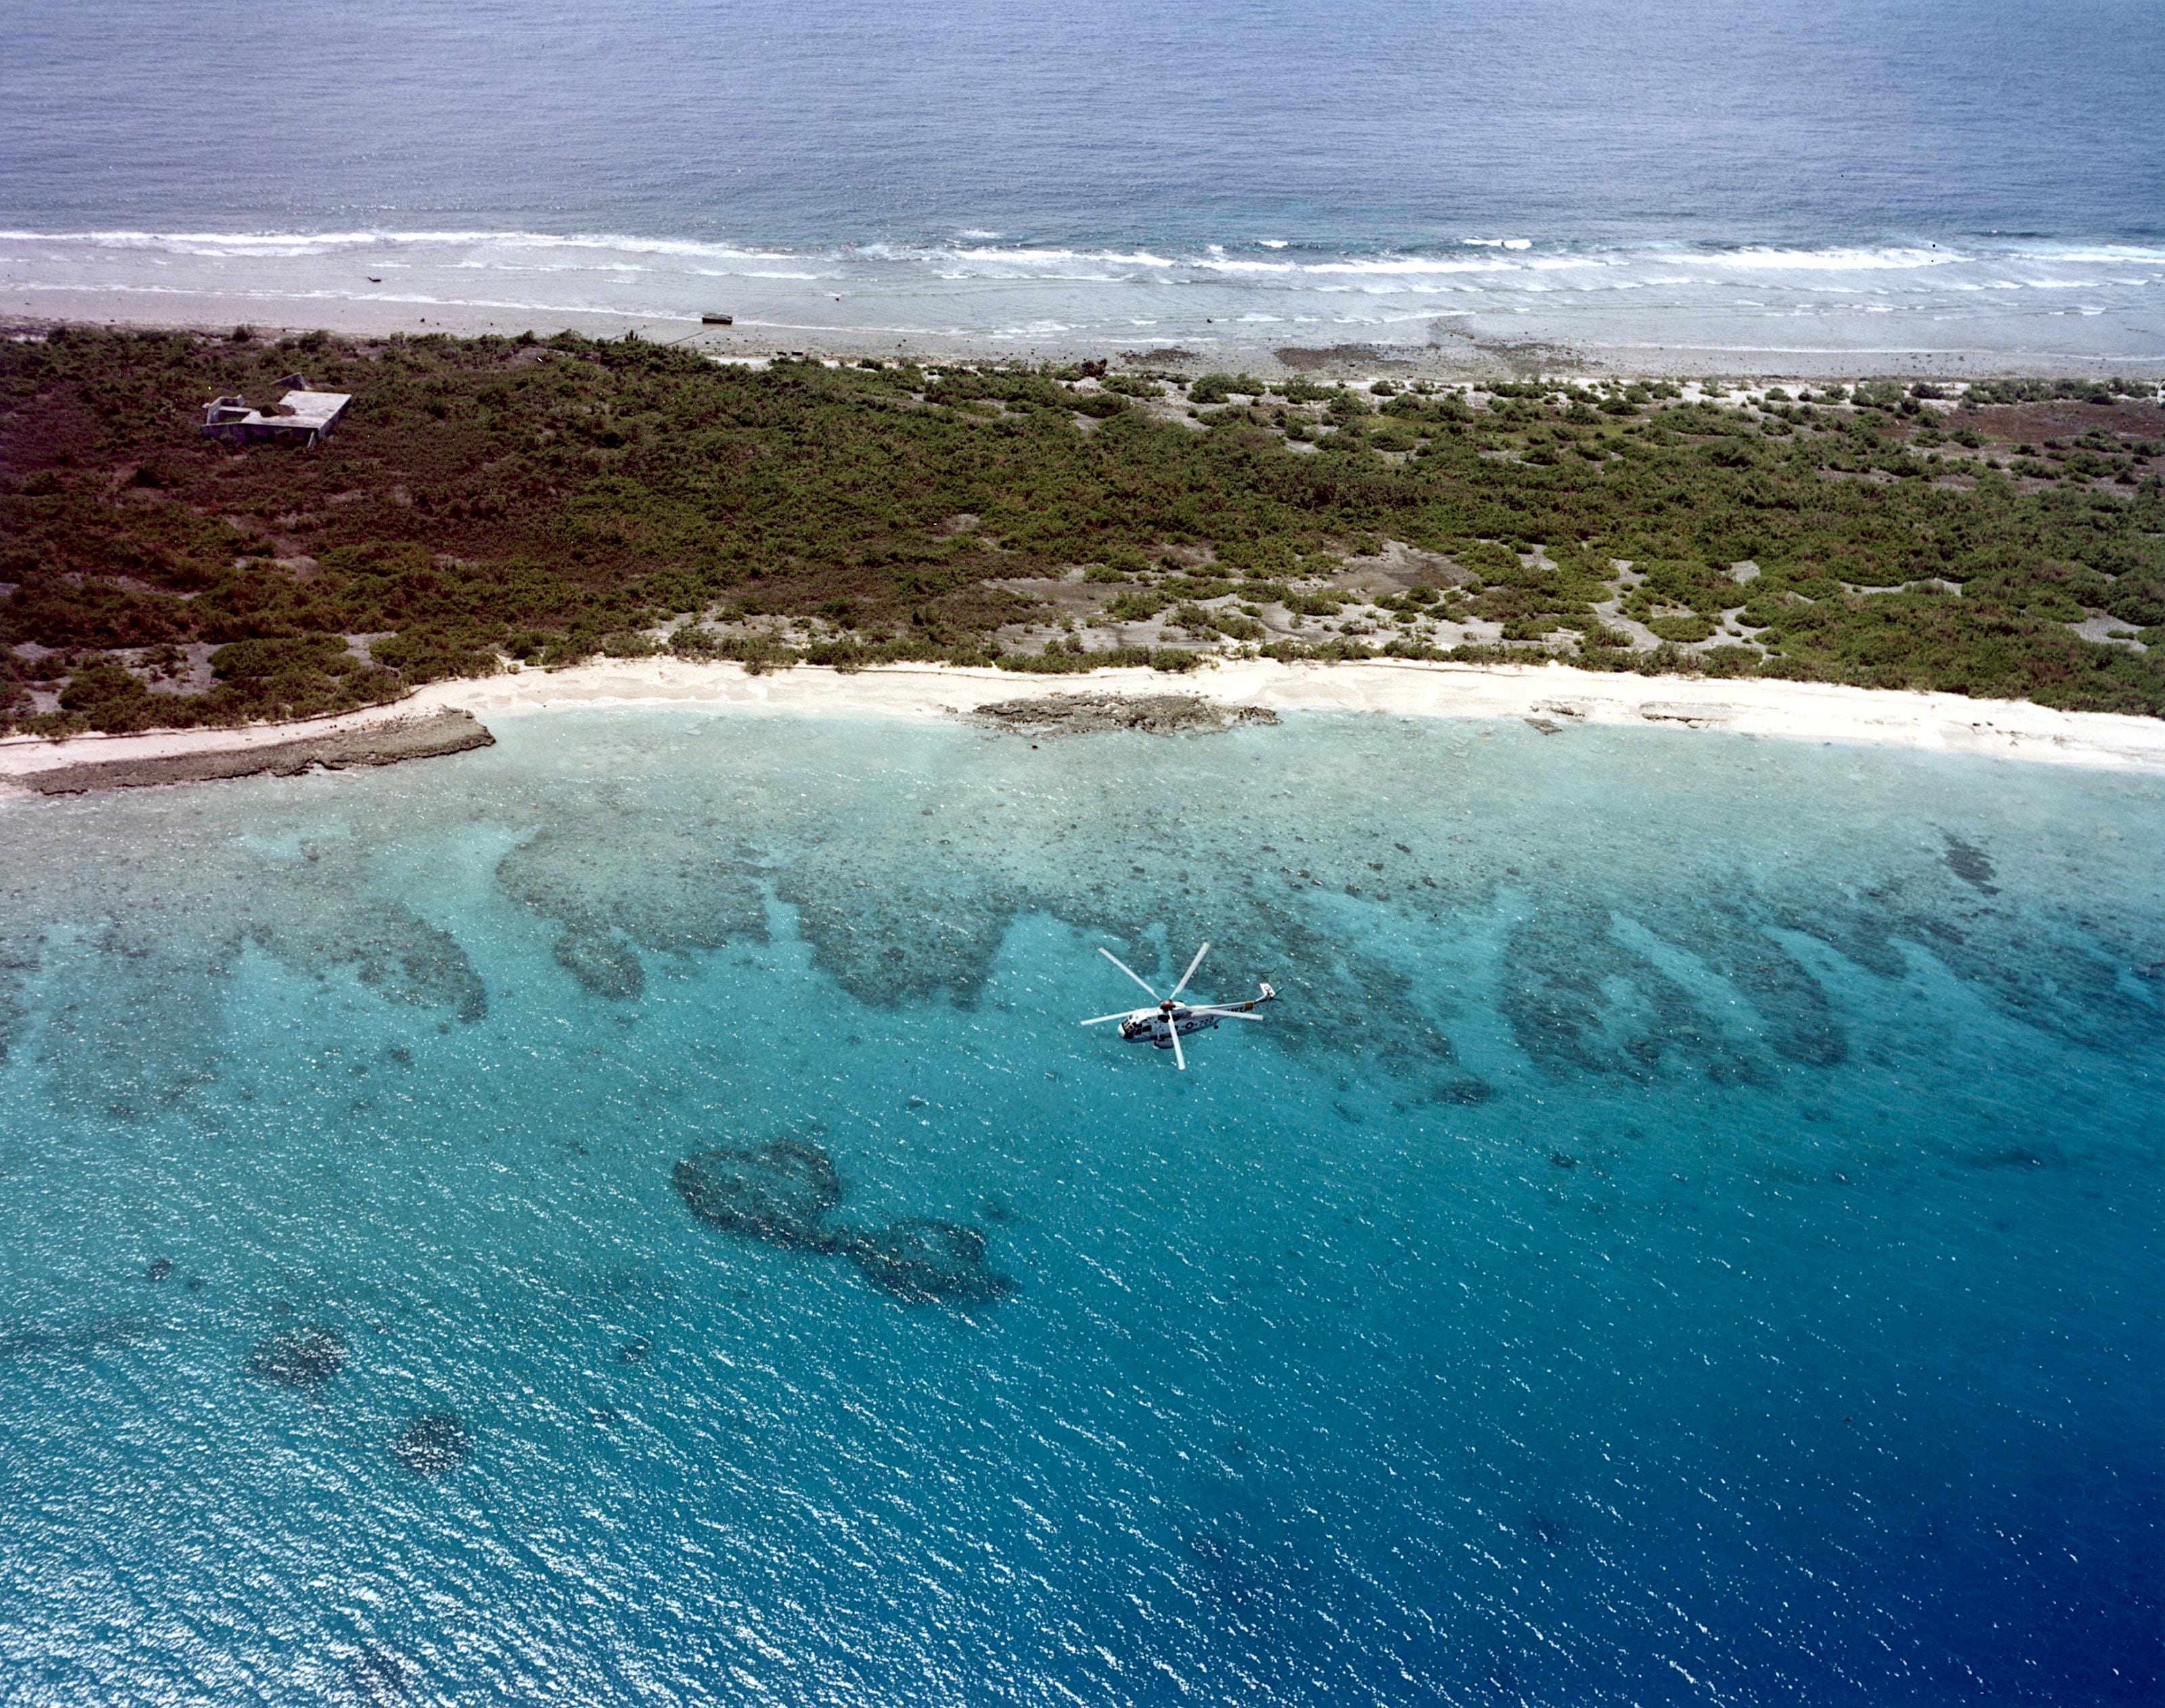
[0,710,2160,1705]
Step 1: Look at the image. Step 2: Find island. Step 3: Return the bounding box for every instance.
[3,324,2160,739]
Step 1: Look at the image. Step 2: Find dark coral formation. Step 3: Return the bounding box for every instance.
[391,1412,471,1475]
[673,1139,1012,1306]
[341,1644,413,1705]
[673,1141,844,1251]
[0,1316,156,1362]
[1943,831,2001,895]
[497,825,769,1001]
[838,1218,1015,1305]
[245,1324,347,1390]
[772,871,1010,1008]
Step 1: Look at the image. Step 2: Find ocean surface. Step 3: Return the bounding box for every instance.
[0,708,2160,1705]
[2,0,2162,364]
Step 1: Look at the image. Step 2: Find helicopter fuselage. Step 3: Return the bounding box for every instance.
[1118,1005,1222,1048]
[1116,984,1275,1049]
[1081,945,1276,1069]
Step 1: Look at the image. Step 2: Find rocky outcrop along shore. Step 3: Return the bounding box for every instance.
[966,693,1277,736]
[14,710,495,794]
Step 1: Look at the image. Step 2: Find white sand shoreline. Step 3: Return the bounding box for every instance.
[6,660,2164,785]
[12,296,2158,384]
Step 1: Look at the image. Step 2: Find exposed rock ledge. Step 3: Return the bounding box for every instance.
[965,693,1279,736]
[12,710,495,794]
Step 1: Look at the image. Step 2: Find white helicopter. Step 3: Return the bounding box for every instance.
[1080,941,1277,1069]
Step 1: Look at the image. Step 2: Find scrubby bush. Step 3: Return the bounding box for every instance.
[3,326,2160,730]
[1188,372,1267,405]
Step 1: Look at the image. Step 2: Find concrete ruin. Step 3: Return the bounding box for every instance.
[202,372,350,447]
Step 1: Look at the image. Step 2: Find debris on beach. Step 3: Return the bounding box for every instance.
[244,1324,347,1390]
[965,693,1278,736]
[390,1411,471,1475]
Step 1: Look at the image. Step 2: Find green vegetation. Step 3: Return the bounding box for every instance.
[2,327,2162,733]
[1187,371,1268,405]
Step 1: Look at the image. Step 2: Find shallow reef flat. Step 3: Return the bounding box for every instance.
[0,707,2159,1705]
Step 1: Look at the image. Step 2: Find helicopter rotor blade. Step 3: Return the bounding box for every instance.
[1167,941,1211,1002]
[1080,1011,1140,1026]
[1168,1015,1186,1071]
[1186,1007,1266,1021]
[1098,946,1162,1001]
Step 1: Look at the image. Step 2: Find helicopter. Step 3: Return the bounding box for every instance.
[1080,941,1277,1070]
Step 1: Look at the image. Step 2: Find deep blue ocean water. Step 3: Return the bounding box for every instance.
[2,0,2162,361]
[1,710,2160,1705]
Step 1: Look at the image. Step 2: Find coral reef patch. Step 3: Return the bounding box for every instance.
[390,1412,471,1475]
[340,1644,414,1705]
[673,1141,844,1251]
[245,1324,347,1390]
[673,1139,1013,1306]
[497,825,769,1001]
[0,1316,158,1363]
[1942,832,2001,896]
[838,1218,1015,1305]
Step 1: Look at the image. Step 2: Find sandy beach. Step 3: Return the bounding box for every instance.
[14,286,2158,386]
[7,657,2164,789]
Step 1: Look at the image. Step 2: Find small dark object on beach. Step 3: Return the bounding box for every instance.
[1549,1152,1578,1170]
[702,313,734,325]
[246,1324,347,1390]
[842,1218,1015,1305]
[616,1337,650,1365]
[391,1412,471,1475]
[673,1140,844,1249]
[145,1257,173,1282]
